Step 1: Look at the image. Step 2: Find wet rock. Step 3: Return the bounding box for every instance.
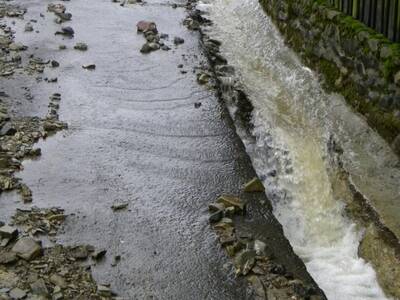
[12,207,65,236]
[9,287,26,299]
[24,23,33,32]
[140,42,159,53]
[55,26,74,36]
[51,60,59,68]
[194,102,202,108]
[0,226,18,240]
[111,202,128,211]
[56,12,72,22]
[92,249,107,260]
[136,21,158,34]
[82,64,96,70]
[30,278,48,296]
[19,184,32,203]
[197,73,210,85]
[173,37,185,45]
[0,122,16,136]
[216,195,245,212]
[11,237,42,261]
[9,43,27,51]
[254,240,267,256]
[49,274,67,289]
[208,202,224,213]
[244,177,265,192]
[234,250,256,276]
[161,45,171,51]
[58,45,66,50]
[0,251,17,265]
[74,42,88,51]
[48,3,66,14]
[70,245,89,260]
[97,285,112,297]
[209,210,223,223]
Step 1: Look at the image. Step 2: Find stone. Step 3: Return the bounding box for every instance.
[209,210,223,223]
[136,21,157,34]
[254,240,267,256]
[70,245,88,259]
[20,184,32,203]
[380,45,392,59]
[57,27,74,36]
[0,252,17,265]
[97,285,111,297]
[394,71,400,87]
[11,237,42,261]
[111,202,128,211]
[194,102,201,108]
[173,37,184,45]
[244,177,265,192]
[92,249,107,260]
[51,60,60,68]
[25,23,33,32]
[216,195,245,211]
[0,226,18,239]
[161,45,171,51]
[140,42,159,53]
[59,45,66,50]
[197,73,210,85]
[234,250,256,276]
[8,288,26,299]
[9,43,27,51]
[49,274,67,289]
[74,42,88,51]
[48,3,66,14]
[56,12,72,21]
[30,279,48,296]
[208,203,224,213]
[82,64,96,70]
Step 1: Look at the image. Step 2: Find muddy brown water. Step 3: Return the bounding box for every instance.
[0,0,320,298]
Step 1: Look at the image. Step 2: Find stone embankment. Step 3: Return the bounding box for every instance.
[260,0,400,155]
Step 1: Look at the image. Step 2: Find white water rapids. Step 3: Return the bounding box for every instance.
[202,0,400,298]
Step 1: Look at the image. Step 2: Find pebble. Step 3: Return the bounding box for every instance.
[173,36,185,45]
[82,64,96,70]
[74,42,88,51]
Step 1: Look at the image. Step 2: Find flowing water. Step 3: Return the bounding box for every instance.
[203,0,400,298]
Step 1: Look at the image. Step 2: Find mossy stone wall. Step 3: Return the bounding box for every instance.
[259,0,400,154]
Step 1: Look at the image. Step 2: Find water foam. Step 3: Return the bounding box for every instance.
[204,0,392,298]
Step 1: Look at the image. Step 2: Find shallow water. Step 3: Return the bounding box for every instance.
[205,0,400,298]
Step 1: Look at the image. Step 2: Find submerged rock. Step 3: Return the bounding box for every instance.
[173,36,184,45]
[74,42,88,51]
[243,177,265,192]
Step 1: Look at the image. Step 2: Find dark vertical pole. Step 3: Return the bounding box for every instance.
[377,0,383,33]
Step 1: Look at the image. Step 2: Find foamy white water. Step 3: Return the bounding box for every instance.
[202,0,399,298]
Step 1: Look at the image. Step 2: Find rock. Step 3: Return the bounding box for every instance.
[92,249,107,260]
[49,274,67,289]
[74,42,88,51]
[140,42,159,53]
[209,210,223,223]
[0,252,17,265]
[82,64,96,70]
[30,279,48,296]
[9,43,27,51]
[197,73,209,85]
[136,21,158,34]
[25,23,33,32]
[70,245,88,259]
[11,237,42,261]
[56,12,72,21]
[216,195,245,211]
[160,33,169,39]
[48,3,66,14]
[111,202,128,211]
[51,60,60,68]
[58,45,66,50]
[0,225,18,240]
[234,250,256,276]
[8,287,26,299]
[173,37,185,45]
[243,177,265,192]
[254,240,267,256]
[161,45,171,51]
[208,202,225,213]
[20,184,32,203]
[380,45,392,59]
[97,285,111,297]
[194,102,201,108]
[56,27,74,36]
